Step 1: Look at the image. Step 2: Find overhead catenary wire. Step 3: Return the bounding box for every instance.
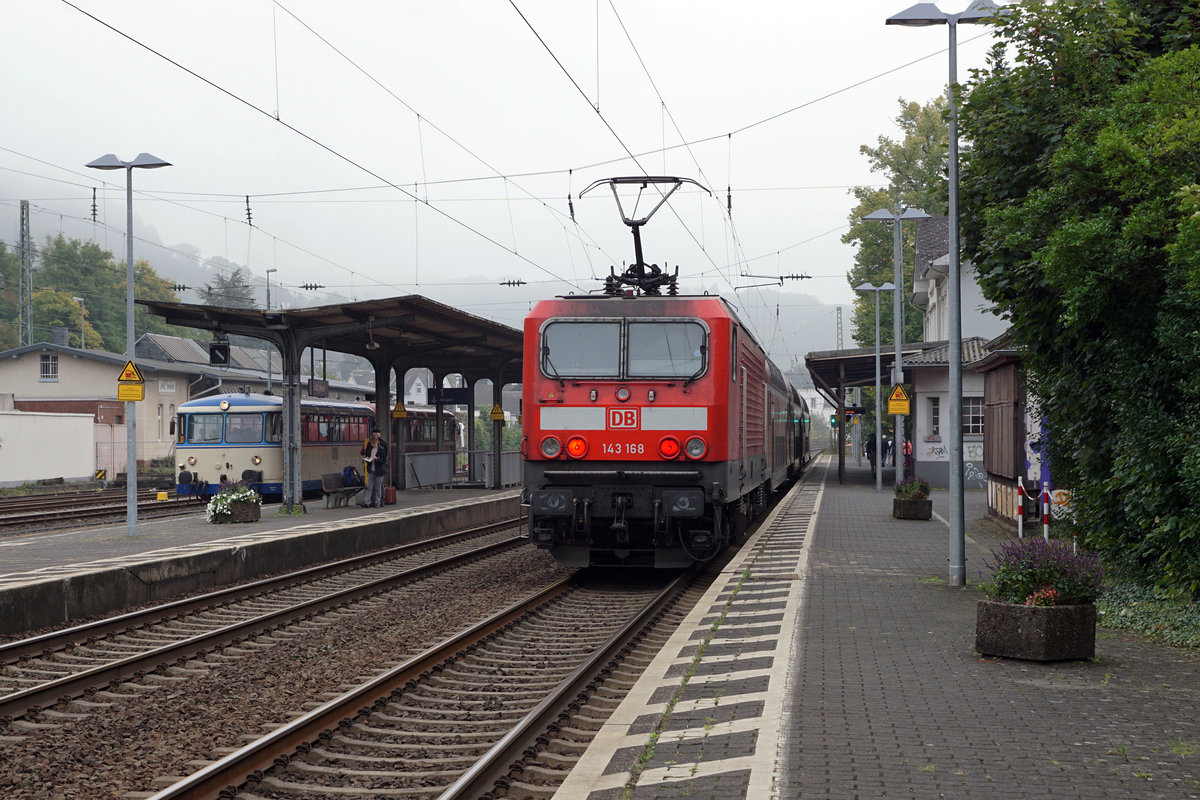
[60,0,587,293]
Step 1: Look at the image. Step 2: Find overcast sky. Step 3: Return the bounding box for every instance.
[1,1,1000,364]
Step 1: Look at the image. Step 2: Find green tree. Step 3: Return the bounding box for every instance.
[0,244,19,349]
[32,291,103,348]
[959,1,1200,596]
[203,267,257,308]
[843,97,949,349]
[37,236,122,350]
[26,235,192,352]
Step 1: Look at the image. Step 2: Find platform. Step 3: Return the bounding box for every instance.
[0,487,521,636]
[556,456,1200,798]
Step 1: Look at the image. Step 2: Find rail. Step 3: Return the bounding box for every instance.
[0,519,522,720]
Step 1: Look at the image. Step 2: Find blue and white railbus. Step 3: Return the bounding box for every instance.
[175,392,375,497]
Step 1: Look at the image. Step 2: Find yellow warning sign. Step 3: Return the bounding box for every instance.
[118,383,145,401]
[391,399,408,419]
[887,384,910,416]
[118,360,144,383]
[489,403,505,421]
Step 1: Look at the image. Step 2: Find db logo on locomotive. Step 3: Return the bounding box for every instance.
[607,408,640,429]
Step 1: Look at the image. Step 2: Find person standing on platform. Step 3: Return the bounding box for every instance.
[360,428,389,508]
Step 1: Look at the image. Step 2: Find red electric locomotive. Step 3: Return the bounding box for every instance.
[522,177,811,567]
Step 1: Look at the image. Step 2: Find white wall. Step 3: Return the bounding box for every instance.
[0,411,95,486]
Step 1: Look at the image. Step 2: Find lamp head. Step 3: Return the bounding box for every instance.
[886,0,1003,26]
[86,154,125,170]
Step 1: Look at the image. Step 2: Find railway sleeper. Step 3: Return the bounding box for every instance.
[331,734,488,753]
[259,776,444,798]
[368,710,526,726]
[278,759,466,782]
[349,723,498,743]
[308,747,485,768]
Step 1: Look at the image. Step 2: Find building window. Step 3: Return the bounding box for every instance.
[39,354,59,381]
[929,397,940,436]
[157,404,164,441]
[963,396,984,435]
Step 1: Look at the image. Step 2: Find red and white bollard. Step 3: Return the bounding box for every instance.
[1016,481,1025,539]
[1041,482,1050,542]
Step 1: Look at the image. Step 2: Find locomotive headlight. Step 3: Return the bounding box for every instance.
[540,436,562,458]
[219,400,230,411]
[565,436,589,458]
[251,455,262,465]
[187,456,197,466]
[615,386,631,402]
[685,437,708,459]
[658,437,681,459]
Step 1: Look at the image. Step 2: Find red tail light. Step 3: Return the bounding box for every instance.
[658,436,681,459]
[566,436,589,458]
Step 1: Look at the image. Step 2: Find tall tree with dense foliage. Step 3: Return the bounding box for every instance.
[960,0,1200,596]
[202,267,257,308]
[33,236,183,352]
[0,245,19,349]
[843,96,949,349]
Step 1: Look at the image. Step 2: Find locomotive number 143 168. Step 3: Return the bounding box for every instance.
[601,442,645,455]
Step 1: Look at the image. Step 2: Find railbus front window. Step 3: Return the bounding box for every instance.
[187,414,224,444]
[542,321,620,377]
[627,321,706,378]
[225,413,265,444]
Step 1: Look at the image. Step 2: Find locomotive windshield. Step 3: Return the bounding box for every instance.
[627,321,705,378]
[542,319,706,379]
[542,322,621,377]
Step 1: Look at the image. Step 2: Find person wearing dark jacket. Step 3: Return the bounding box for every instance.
[360,428,389,507]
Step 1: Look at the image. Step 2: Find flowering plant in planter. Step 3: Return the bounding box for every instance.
[983,538,1104,606]
[205,482,263,524]
[893,476,931,500]
[977,538,1105,661]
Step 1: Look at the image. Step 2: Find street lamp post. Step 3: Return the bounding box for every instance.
[886,0,1000,586]
[856,282,895,493]
[265,268,277,393]
[72,297,85,349]
[86,153,172,537]
[865,205,930,487]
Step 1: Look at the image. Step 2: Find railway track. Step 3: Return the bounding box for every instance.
[145,554,731,800]
[0,519,523,722]
[0,487,197,534]
[145,568,696,800]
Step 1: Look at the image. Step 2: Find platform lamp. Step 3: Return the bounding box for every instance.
[864,205,930,488]
[86,152,172,537]
[855,281,895,493]
[886,0,1001,586]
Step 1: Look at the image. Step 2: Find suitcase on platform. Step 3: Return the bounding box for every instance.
[384,485,397,505]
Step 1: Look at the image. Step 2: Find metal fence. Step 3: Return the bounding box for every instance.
[404,451,455,489]
[466,450,522,487]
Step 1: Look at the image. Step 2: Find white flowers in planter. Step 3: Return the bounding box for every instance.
[205,485,263,523]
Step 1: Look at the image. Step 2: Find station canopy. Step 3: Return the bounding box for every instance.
[138,294,524,380]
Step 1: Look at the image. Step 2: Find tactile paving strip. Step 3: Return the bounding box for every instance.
[554,457,829,799]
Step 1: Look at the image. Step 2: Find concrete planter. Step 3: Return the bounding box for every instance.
[226,501,261,523]
[892,498,932,520]
[975,600,1096,661]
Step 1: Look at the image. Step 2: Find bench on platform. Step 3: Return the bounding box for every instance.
[322,472,360,508]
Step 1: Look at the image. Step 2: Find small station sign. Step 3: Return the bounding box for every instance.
[117,360,145,402]
[887,384,910,416]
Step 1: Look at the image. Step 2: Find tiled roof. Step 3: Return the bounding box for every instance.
[903,336,989,367]
[914,215,949,278]
[138,333,209,363]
